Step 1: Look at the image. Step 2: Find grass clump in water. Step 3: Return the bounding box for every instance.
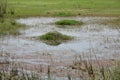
[39,31,72,45]
[55,20,83,25]
[0,19,25,35]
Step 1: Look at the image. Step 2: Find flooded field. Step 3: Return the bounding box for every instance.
[0,17,120,79]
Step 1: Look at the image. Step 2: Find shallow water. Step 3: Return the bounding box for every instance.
[0,17,120,79]
[0,17,120,63]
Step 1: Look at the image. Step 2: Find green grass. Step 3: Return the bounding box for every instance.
[39,31,72,45]
[0,19,25,35]
[6,0,120,17]
[55,20,83,25]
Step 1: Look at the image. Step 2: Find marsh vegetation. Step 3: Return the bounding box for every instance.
[0,0,25,36]
[39,31,72,45]
[0,55,120,80]
[0,0,120,80]
[55,20,83,25]
[101,18,120,27]
[0,19,25,35]
[0,17,120,80]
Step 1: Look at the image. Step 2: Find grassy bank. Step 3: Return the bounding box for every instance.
[7,0,120,17]
[0,19,25,35]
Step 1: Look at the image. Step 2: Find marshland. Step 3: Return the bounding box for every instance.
[0,0,120,80]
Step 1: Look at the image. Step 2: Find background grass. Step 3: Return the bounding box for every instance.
[7,0,120,17]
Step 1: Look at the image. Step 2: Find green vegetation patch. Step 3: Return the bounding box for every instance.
[0,20,25,35]
[39,31,72,45]
[55,20,83,25]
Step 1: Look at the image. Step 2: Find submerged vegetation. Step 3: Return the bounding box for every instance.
[39,31,72,45]
[103,18,120,26]
[99,18,120,29]
[55,20,83,25]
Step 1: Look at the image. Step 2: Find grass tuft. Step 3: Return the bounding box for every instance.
[55,20,83,25]
[39,31,72,45]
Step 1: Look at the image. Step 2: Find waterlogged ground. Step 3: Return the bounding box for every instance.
[0,17,120,79]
